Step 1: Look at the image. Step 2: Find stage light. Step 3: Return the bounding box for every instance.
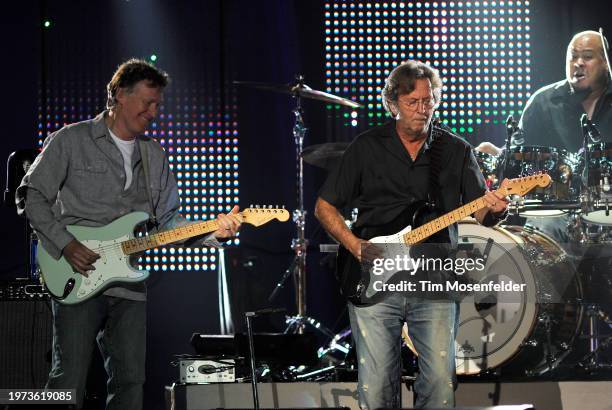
[324,0,531,139]
[43,20,52,28]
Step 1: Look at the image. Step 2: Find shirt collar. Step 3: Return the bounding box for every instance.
[92,110,110,140]
[383,119,434,151]
[552,79,612,104]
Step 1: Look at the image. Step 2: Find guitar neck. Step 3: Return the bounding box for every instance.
[121,219,222,255]
[403,195,490,245]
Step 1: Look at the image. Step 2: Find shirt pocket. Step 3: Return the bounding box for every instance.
[71,160,110,196]
[73,160,108,174]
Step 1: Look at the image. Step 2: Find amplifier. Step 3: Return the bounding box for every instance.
[0,281,49,300]
[0,299,52,388]
[179,359,235,383]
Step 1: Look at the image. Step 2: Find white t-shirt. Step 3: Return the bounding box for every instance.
[109,129,136,190]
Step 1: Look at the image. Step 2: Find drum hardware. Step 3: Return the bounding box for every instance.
[577,141,612,236]
[508,199,581,215]
[474,150,499,189]
[500,146,580,217]
[499,114,518,181]
[236,77,361,333]
[576,304,612,371]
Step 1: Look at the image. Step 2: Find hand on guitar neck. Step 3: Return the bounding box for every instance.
[211,205,242,239]
[474,178,511,224]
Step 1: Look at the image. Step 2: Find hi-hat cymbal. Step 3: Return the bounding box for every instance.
[302,142,349,169]
[234,80,362,108]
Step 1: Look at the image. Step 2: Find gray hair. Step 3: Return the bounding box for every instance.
[381,60,443,115]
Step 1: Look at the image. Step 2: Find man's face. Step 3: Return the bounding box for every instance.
[566,33,609,94]
[115,80,163,139]
[393,78,437,139]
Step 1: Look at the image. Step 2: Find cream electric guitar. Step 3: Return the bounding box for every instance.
[37,207,289,305]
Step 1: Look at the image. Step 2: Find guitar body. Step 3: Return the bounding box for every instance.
[336,201,447,303]
[37,212,150,305]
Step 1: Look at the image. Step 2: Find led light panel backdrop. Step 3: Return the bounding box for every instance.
[38,81,239,273]
[324,0,532,138]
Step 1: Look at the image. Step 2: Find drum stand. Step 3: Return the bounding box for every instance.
[577,304,612,371]
[267,75,315,334]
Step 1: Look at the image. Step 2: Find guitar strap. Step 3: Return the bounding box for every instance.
[427,126,446,209]
[138,138,159,230]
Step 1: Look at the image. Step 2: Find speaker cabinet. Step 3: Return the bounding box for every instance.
[0,300,53,388]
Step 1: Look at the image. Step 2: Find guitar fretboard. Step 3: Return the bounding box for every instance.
[403,196,489,244]
[120,219,223,255]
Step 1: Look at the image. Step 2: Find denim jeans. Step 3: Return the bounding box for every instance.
[46,296,146,410]
[348,293,458,409]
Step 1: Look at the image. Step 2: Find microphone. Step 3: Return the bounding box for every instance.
[581,113,602,143]
[505,115,516,133]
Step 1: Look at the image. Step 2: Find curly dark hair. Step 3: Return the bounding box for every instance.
[106,58,169,109]
[381,60,443,116]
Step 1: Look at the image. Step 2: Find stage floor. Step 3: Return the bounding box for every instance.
[166,380,612,410]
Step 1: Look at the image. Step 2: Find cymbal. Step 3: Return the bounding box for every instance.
[234,80,362,108]
[302,142,349,169]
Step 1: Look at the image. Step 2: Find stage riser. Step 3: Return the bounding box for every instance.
[165,381,612,410]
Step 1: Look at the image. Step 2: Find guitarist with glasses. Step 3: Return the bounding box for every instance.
[315,60,509,409]
[16,59,241,409]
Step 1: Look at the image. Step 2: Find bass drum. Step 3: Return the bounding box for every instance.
[454,220,583,376]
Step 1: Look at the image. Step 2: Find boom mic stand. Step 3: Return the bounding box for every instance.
[500,114,517,182]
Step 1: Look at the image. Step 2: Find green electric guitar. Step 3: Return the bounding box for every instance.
[37,207,289,305]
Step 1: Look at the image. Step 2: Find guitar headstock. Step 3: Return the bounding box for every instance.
[500,173,552,197]
[242,206,290,226]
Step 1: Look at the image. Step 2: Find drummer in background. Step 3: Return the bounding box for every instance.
[475,30,612,244]
[477,30,612,155]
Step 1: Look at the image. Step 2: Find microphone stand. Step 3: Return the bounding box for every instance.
[500,115,516,181]
[245,307,287,410]
[581,114,592,218]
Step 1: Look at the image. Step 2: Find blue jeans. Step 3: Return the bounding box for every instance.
[348,293,458,409]
[46,296,146,410]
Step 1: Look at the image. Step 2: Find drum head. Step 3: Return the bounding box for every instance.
[455,221,583,376]
[455,221,537,375]
[581,210,612,226]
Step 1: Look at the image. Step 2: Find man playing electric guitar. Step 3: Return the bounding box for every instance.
[315,60,510,409]
[16,59,241,410]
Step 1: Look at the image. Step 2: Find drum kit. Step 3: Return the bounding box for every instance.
[235,77,612,380]
[457,129,612,378]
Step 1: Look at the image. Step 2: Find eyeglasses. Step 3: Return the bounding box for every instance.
[398,97,436,111]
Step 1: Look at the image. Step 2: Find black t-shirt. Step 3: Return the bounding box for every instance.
[517,80,612,152]
[318,120,487,247]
